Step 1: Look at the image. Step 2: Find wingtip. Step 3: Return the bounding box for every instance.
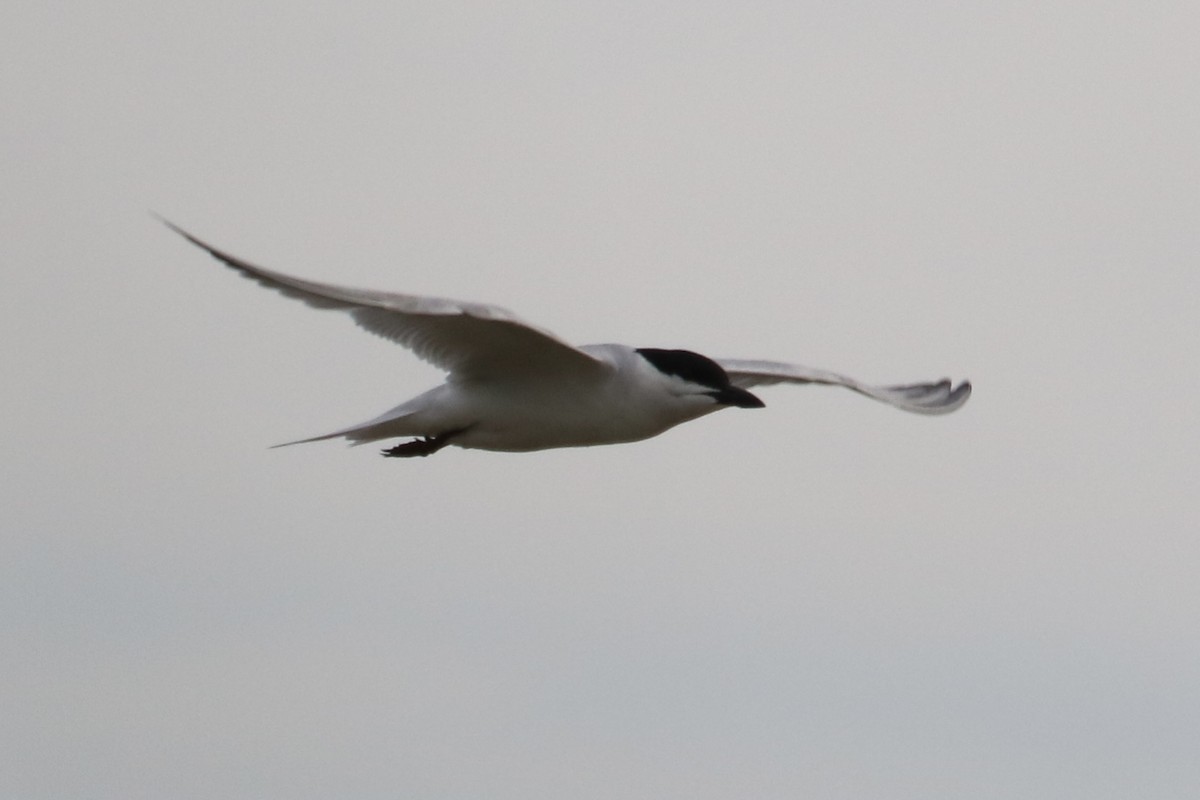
[885,376,972,414]
[155,217,235,265]
[939,378,972,413]
[152,213,194,242]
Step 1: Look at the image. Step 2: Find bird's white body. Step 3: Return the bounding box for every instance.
[309,344,724,452]
[162,220,971,458]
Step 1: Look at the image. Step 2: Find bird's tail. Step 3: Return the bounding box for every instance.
[270,409,420,449]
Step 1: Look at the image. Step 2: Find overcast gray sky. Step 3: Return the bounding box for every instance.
[3,2,1198,798]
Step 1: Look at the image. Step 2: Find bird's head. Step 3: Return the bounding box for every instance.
[635,348,765,410]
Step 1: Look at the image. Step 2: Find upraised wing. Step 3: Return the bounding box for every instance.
[717,358,971,415]
[162,220,606,381]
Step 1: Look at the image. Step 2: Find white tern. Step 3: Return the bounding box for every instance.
[164,221,970,458]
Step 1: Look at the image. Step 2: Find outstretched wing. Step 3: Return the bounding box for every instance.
[162,220,606,381]
[717,358,971,415]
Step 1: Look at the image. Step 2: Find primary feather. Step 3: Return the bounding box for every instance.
[718,359,971,414]
[159,219,604,382]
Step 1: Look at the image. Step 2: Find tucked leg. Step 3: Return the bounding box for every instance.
[380,430,463,458]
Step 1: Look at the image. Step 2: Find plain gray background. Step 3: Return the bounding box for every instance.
[3,2,1197,798]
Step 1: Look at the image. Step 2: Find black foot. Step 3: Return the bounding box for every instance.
[380,431,461,458]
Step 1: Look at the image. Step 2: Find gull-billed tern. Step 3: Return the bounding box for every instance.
[164,221,970,457]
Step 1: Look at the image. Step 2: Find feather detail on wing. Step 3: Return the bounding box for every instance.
[161,219,605,381]
[717,358,971,415]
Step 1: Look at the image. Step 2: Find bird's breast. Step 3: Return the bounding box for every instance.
[448,372,689,452]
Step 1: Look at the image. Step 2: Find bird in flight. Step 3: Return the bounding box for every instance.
[163,221,970,458]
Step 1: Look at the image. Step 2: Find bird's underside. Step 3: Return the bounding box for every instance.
[161,219,972,459]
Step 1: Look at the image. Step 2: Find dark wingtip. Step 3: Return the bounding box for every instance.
[948,379,972,405]
[153,213,198,244]
[154,217,243,269]
[924,378,971,413]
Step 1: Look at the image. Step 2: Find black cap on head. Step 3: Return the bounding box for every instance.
[636,348,764,408]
